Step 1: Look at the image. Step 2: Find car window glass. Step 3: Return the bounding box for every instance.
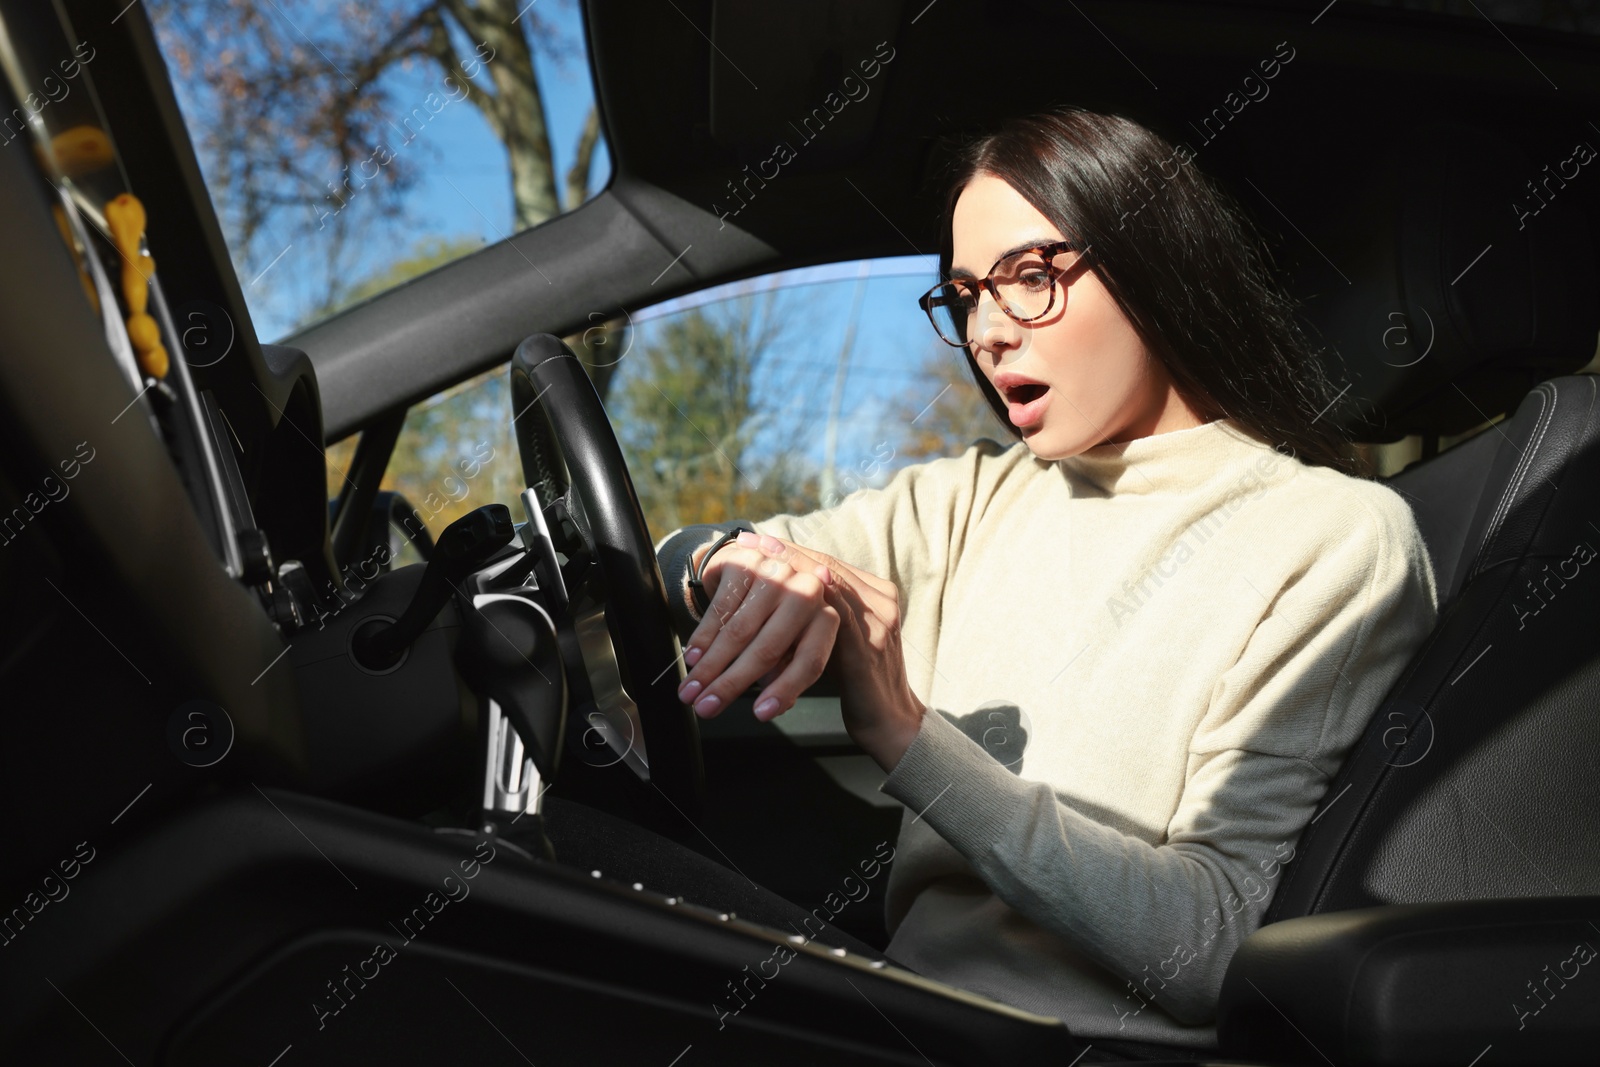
[352,366,527,569]
[350,255,1019,556]
[148,1,611,342]
[606,255,1006,537]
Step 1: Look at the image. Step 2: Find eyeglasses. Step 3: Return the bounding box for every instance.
[917,240,1089,348]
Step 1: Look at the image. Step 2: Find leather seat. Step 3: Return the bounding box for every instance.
[1273,374,1600,915]
[1269,119,1600,913]
[1215,124,1600,1063]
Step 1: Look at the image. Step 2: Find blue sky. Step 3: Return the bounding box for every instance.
[625,258,956,475]
[157,0,610,340]
[155,1,966,478]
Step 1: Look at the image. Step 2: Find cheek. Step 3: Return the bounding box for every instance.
[1039,275,1149,399]
[1022,274,1162,456]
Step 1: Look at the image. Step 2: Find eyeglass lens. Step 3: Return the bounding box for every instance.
[930,248,1063,345]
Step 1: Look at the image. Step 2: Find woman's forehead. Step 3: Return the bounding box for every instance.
[951,174,1064,275]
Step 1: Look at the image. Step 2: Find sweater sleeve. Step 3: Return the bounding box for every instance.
[652,438,1014,642]
[878,487,1438,1025]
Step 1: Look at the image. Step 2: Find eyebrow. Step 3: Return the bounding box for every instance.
[949,238,1058,280]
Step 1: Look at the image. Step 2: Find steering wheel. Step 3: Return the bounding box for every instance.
[508,333,705,816]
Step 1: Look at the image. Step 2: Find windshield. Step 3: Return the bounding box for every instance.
[147,0,611,342]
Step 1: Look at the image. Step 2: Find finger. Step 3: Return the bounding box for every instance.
[752,605,839,721]
[755,647,794,689]
[680,553,786,705]
[829,575,900,665]
[682,545,767,670]
[782,548,880,609]
[795,549,894,620]
[822,569,871,641]
[818,554,894,600]
[759,535,833,575]
[760,535,892,601]
[742,534,896,623]
[689,570,826,718]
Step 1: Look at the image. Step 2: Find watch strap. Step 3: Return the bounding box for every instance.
[687,525,752,617]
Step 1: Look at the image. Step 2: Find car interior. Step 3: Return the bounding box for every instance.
[1,1,1598,1064]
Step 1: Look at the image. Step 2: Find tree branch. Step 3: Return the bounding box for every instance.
[564,104,600,211]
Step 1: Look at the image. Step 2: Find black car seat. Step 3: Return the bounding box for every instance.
[1215,124,1600,1063]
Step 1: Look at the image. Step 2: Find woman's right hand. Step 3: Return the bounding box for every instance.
[677,531,840,722]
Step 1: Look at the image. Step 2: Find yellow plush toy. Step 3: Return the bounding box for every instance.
[104,192,168,379]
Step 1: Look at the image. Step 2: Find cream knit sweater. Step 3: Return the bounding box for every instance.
[657,417,1438,1047]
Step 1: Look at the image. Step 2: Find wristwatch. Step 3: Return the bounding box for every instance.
[687,526,752,616]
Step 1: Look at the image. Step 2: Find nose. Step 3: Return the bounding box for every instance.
[971,289,1023,362]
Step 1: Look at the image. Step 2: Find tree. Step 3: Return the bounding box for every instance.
[149,0,611,362]
[609,290,818,534]
[379,361,523,542]
[889,344,1009,463]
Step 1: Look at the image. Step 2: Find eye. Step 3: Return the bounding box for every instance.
[996,253,1052,290]
[1017,268,1054,292]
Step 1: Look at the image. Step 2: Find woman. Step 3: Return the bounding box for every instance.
[653,107,1437,1055]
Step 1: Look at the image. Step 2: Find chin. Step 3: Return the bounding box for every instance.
[1018,420,1115,461]
[1018,431,1072,462]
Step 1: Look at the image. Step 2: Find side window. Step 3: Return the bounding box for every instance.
[610,257,1001,538]
[326,365,524,569]
[386,368,528,564]
[329,256,1013,557]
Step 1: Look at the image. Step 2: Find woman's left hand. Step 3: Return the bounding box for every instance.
[738,532,926,771]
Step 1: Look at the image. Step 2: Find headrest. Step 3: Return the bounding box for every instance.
[1299,122,1598,442]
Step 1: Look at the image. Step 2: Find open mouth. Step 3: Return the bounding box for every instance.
[1005,383,1048,404]
[1001,381,1052,429]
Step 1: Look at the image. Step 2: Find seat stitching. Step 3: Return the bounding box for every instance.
[1469,384,1555,584]
[1479,384,1552,568]
[1472,382,1548,566]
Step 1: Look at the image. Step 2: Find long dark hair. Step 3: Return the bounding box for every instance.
[936,107,1364,477]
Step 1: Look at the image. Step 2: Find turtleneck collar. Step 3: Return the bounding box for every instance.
[1054,417,1286,497]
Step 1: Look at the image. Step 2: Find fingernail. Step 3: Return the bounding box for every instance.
[684,645,703,667]
[735,531,760,548]
[759,533,785,554]
[816,565,832,585]
[694,693,721,716]
[754,697,779,720]
[678,679,701,703]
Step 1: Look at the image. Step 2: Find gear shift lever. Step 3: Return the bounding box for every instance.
[350,504,515,671]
